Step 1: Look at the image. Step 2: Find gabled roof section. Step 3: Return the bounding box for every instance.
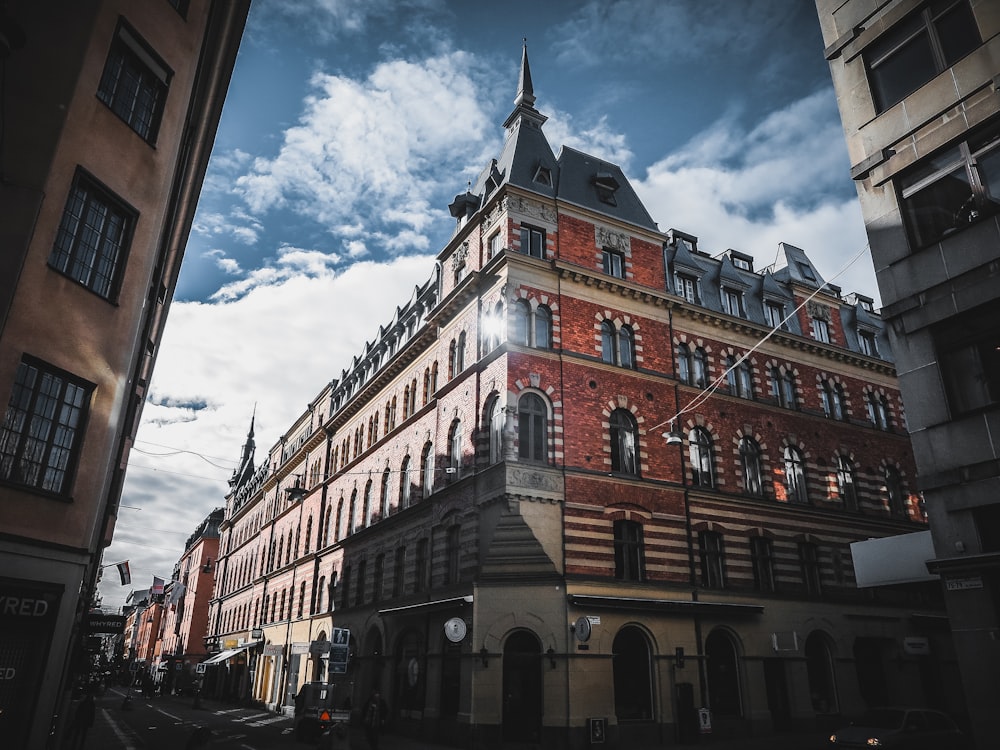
[556,146,658,232]
[667,232,708,277]
[770,242,826,289]
[761,269,793,301]
[718,254,751,291]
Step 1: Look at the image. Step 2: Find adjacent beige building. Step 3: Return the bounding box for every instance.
[816,1,1000,747]
[0,1,247,745]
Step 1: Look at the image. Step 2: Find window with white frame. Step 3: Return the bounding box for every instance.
[764,300,787,330]
[858,330,879,357]
[602,249,625,278]
[609,408,638,475]
[812,317,831,343]
[721,287,745,318]
[674,273,699,304]
[519,225,545,258]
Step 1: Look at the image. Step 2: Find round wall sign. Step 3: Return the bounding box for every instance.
[574,616,592,642]
[444,617,467,643]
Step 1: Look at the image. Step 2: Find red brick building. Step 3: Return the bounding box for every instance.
[208,48,955,747]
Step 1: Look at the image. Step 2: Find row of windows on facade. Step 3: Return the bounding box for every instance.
[673,271,881,356]
[0,17,182,493]
[215,523,846,636]
[219,400,911,599]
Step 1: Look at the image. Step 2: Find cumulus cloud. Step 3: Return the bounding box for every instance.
[235,52,498,255]
[633,88,876,302]
[99,254,436,611]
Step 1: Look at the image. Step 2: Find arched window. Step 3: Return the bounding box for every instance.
[771,367,796,408]
[489,396,506,464]
[609,408,638,475]
[389,396,397,430]
[676,342,692,384]
[725,355,738,393]
[693,347,708,387]
[836,456,857,510]
[348,489,357,534]
[408,378,417,415]
[805,632,838,714]
[448,339,458,379]
[740,437,763,496]
[822,380,845,420]
[304,515,313,554]
[511,300,530,346]
[689,427,715,487]
[534,306,552,349]
[399,456,411,508]
[363,480,374,527]
[601,320,616,364]
[784,446,808,504]
[449,419,462,475]
[430,361,438,394]
[884,466,905,516]
[517,393,547,463]
[421,442,434,498]
[612,627,654,722]
[316,575,325,614]
[739,360,753,399]
[423,368,431,404]
[867,392,889,430]
[335,498,343,541]
[380,467,391,518]
[705,630,742,717]
[456,331,466,372]
[402,385,411,419]
[619,325,636,369]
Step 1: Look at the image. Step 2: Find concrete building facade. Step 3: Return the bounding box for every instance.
[0,1,248,745]
[206,49,954,748]
[815,1,999,747]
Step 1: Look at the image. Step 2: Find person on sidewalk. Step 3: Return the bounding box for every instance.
[67,689,95,749]
[362,688,386,750]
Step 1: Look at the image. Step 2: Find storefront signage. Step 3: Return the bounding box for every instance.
[86,613,126,634]
[329,627,350,674]
[263,644,283,656]
[0,578,63,749]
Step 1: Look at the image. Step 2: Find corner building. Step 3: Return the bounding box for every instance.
[815,1,999,747]
[210,49,954,748]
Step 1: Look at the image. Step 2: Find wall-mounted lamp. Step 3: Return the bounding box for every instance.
[201,558,214,574]
[663,420,683,446]
[284,475,307,501]
[480,647,489,668]
[547,647,556,669]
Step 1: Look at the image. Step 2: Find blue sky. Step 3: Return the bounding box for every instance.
[98,0,873,611]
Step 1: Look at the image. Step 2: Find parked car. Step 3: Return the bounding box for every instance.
[828,707,966,749]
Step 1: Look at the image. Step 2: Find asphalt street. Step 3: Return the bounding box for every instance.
[75,687,831,750]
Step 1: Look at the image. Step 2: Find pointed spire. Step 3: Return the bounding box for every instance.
[514,39,535,108]
[230,409,257,489]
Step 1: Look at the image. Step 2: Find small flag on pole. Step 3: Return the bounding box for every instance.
[116,561,131,586]
[152,576,165,596]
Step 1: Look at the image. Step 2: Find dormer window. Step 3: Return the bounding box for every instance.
[593,171,620,206]
[812,318,831,343]
[859,330,879,357]
[533,165,552,186]
[721,287,745,318]
[764,301,786,330]
[797,261,817,281]
[674,273,699,304]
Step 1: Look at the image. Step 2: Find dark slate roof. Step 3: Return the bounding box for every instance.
[555,146,659,232]
[770,242,826,288]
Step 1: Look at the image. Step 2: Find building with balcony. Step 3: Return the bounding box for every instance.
[0,1,248,745]
[815,1,999,746]
[206,48,953,747]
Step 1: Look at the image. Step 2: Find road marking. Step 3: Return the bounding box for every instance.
[214,708,244,714]
[232,711,272,722]
[154,708,185,722]
[246,715,291,726]
[101,708,139,750]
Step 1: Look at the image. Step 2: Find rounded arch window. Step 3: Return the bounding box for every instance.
[613,626,654,722]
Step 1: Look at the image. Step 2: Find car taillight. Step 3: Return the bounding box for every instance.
[319,710,331,722]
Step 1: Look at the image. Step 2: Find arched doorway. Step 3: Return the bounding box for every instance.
[705,629,742,717]
[805,631,838,714]
[366,626,384,697]
[502,630,542,743]
[613,626,655,722]
[393,629,424,721]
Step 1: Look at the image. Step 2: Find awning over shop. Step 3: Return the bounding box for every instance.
[378,594,473,617]
[200,641,261,665]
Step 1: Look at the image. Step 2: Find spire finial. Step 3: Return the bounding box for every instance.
[515,38,535,108]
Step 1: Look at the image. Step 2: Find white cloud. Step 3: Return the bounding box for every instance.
[235,52,496,255]
[633,88,877,303]
[99,254,436,611]
[545,112,635,173]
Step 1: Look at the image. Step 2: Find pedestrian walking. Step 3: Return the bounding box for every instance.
[362,688,386,750]
[67,689,95,749]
